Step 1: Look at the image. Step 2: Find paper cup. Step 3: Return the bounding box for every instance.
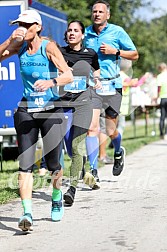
[16,27,27,42]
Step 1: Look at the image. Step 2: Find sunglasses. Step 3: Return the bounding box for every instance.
[18,22,38,29]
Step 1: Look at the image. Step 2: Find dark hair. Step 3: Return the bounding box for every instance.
[93,0,110,12]
[64,20,85,43]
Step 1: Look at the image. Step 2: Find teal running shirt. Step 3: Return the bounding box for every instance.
[85,23,137,88]
[18,39,59,101]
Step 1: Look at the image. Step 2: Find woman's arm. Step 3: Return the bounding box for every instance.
[46,41,73,86]
[0,30,23,61]
[34,41,73,91]
[0,38,17,61]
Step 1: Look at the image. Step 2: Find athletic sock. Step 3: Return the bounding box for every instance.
[52,188,61,201]
[22,199,32,215]
[112,133,121,154]
[86,136,99,170]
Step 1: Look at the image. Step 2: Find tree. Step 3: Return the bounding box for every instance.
[131,15,167,77]
[36,0,91,26]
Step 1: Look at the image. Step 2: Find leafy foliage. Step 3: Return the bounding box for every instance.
[131,15,167,77]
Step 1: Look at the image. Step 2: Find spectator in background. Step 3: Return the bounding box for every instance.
[117,59,138,137]
[140,72,158,105]
[156,62,167,139]
[118,61,158,137]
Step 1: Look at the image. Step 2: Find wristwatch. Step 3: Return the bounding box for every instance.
[52,78,57,86]
[116,49,120,56]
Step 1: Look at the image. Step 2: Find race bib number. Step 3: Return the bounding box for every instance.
[96,80,116,96]
[27,91,54,112]
[64,76,87,93]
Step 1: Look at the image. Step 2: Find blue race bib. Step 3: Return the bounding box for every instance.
[64,76,87,93]
[96,80,116,96]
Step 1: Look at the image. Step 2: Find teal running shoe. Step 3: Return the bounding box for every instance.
[18,213,33,231]
[51,192,64,221]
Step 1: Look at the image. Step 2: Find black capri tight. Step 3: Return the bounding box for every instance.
[14,106,67,173]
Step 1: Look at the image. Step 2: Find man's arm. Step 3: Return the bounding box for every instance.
[100,42,138,60]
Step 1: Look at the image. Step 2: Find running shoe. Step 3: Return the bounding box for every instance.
[83,171,100,190]
[113,146,125,176]
[91,169,100,183]
[99,156,113,164]
[91,182,100,190]
[18,213,33,231]
[51,192,64,221]
[63,186,76,206]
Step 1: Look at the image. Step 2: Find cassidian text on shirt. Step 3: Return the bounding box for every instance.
[20,62,47,67]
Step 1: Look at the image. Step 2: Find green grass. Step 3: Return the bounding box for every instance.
[0,161,19,204]
[121,122,159,155]
[0,121,160,204]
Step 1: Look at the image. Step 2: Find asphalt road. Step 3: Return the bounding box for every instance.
[0,139,167,252]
